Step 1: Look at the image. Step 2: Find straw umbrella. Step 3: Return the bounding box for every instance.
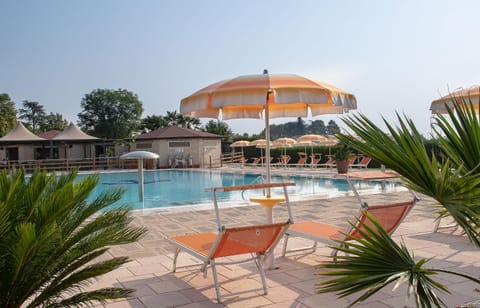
[297,134,328,162]
[230,140,251,163]
[318,135,340,157]
[272,137,297,167]
[180,71,357,197]
[251,139,274,167]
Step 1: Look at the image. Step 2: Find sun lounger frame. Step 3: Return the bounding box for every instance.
[166,182,296,303]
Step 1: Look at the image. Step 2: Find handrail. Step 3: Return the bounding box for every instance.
[206,182,296,192]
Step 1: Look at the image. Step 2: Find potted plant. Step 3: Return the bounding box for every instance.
[334,145,352,174]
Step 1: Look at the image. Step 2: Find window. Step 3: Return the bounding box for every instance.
[169,141,190,148]
[136,143,153,149]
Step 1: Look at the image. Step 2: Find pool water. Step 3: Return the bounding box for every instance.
[78,170,401,210]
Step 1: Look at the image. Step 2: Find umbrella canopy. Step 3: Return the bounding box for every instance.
[230,140,251,159]
[273,137,297,163]
[230,140,251,147]
[296,139,315,160]
[430,86,480,114]
[272,137,297,146]
[180,71,357,196]
[250,139,268,146]
[298,134,328,143]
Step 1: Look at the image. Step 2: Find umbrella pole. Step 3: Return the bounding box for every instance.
[265,91,271,197]
[138,159,144,202]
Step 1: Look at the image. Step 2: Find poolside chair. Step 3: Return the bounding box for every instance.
[309,154,322,168]
[166,182,295,303]
[316,157,336,168]
[347,155,356,165]
[272,155,291,167]
[248,157,261,166]
[351,156,372,168]
[282,197,418,260]
[292,152,307,167]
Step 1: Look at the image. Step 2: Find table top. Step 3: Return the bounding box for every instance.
[250,196,286,208]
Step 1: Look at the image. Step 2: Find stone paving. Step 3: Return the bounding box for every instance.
[96,169,480,307]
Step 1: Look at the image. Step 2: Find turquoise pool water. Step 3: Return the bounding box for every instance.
[78,170,401,210]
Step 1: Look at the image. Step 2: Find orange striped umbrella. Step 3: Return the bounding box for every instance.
[180,71,357,196]
[430,86,480,114]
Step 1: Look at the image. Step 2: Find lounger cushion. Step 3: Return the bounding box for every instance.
[171,232,217,256]
[288,221,345,241]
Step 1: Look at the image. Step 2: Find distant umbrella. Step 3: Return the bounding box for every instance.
[298,134,328,143]
[230,140,251,158]
[297,140,315,162]
[298,134,327,161]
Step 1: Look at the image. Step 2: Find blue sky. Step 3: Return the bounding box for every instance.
[1,0,479,136]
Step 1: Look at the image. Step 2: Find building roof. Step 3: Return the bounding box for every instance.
[52,123,98,140]
[37,130,60,139]
[0,123,46,142]
[136,126,223,140]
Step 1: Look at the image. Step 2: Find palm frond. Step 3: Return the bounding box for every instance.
[339,112,480,246]
[318,213,480,307]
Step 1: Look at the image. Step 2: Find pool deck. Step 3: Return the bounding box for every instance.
[97,168,480,307]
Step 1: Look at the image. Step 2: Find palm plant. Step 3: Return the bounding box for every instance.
[316,98,480,306]
[318,214,480,307]
[0,169,146,307]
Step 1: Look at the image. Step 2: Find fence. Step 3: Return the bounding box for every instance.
[0,157,138,174]
[220,152,243,166]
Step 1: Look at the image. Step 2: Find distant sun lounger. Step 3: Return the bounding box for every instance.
[351,156,372,168]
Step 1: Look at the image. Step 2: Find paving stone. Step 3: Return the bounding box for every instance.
[89,180,480,307]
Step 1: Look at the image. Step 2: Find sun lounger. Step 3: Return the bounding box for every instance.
[309,154,322,168]
[282,197,417,260]
[272,155,291,167]
[316,157,336,168]
[291,152,307,167]
[351,156,372,168]
[246,157,261,166]
[166,182,295,303]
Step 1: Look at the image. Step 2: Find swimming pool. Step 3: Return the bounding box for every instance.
[78,169,403,210]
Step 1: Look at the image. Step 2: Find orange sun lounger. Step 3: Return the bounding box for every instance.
[282,198,417,259]
[166,182,295,303]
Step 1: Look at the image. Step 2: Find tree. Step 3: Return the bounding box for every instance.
[0,169,146,307]
[18,100,46,133]
[163,110,201,129]
[295,117,307,136]
[78,89,143,139]
[325,120,340,135]
[140,115,168,132]
[40,112,68,132]
[308,119,326,134]
[0,93,17,136]
[317,99,480,306]
[203,120,232,137]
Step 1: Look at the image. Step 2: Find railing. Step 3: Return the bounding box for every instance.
[0,157,138,173]
[220,152,244,166]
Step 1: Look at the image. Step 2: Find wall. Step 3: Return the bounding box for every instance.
[133,138,221,168]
